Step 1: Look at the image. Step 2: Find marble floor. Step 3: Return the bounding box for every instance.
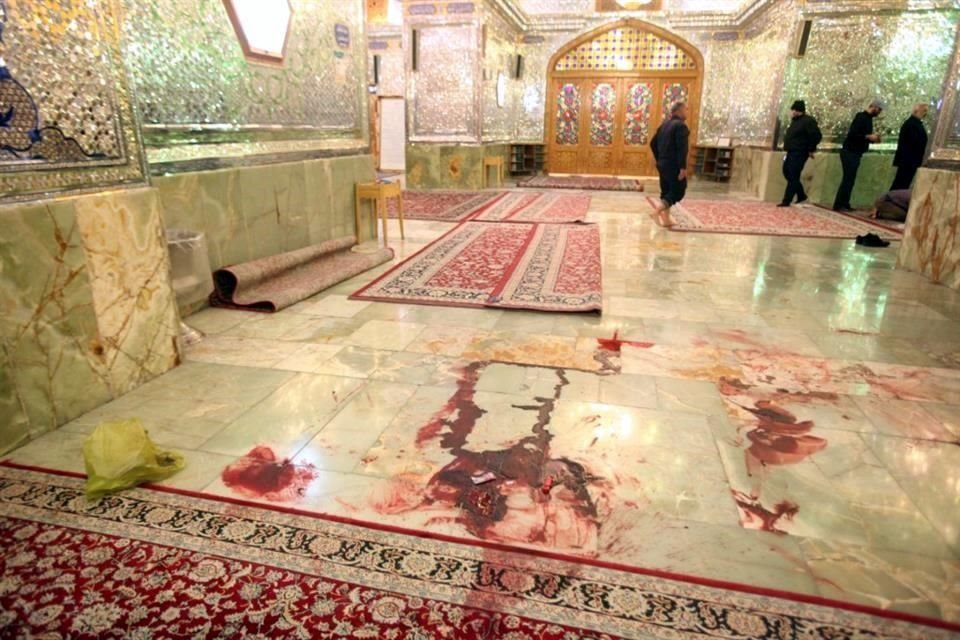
[8,187,960,624]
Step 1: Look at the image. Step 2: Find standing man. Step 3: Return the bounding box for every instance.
[890,103,929,190]
[650,102,690,228]
[833,99,884,212]
[778,100,822,207]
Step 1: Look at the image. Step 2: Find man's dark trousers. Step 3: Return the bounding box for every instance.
[833,149,862,210]
[781,151,809,204]
[658,164,687,206]
[890,164,918,191]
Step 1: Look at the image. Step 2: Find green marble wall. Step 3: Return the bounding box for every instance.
[406,144,511,190]
[1,155,374,454]
[732,147,895,209]
[154,155,377,281]
[0,188,180,455]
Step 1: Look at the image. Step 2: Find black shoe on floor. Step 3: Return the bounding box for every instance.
[855,233,890,248]
[797,196,808,204]
[776,202,790,207]
[835,206,854,213]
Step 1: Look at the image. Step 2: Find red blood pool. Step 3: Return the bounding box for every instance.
[221,446,316,502]
[597,331,654,353]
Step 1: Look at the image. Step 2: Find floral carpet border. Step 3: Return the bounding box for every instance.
[0,464,956,640]
[645,197,903,240]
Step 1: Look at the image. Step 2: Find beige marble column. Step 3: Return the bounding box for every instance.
[897,168,960,290]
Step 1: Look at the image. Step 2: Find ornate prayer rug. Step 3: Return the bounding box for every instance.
[386,190,505,222]
[471,191,592,224]
[518,175,645,192]
[209,236,394,312]
[1,464,956,639]
[655,198,903,240]
[351,221,602,312]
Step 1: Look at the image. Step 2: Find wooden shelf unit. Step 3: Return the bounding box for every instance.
[509,143,546,176]
[694,146,734,182]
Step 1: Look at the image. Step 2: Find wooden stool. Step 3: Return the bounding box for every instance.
[355,181,403,246]
[483,156,505,188]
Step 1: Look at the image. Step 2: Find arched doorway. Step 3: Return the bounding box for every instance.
[545,19,703,177]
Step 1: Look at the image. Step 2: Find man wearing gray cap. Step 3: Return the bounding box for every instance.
[833,99,884,212]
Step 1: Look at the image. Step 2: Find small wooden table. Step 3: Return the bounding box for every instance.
[355,180,404,246]
[483,156,505,188]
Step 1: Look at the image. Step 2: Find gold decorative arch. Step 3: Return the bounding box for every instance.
[545,19,703,177]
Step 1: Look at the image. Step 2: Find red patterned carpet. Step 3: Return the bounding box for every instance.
[386,190,505,221]
[518,175,645,192]
[351,221,602,312]
[472,191,591,224]
[1,464,955,639]
[655,198,903,240]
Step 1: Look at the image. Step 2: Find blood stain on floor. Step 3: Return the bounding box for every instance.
[596,331,654,353]
[383,360,610,549]
[732,491,800,534]
[221,446,317,502]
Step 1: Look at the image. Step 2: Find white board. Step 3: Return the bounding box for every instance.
[379,98,406,171]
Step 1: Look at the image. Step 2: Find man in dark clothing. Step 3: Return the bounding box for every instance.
[779,100,822,207]
[649,101,690,228]
[890,103,929,190]
[833,99,883,212]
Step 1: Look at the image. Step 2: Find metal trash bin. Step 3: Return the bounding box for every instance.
[165,229,213,317]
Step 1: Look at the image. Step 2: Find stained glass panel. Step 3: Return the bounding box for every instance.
[624,83,653,146]
[555,83,580,146]
[661,83,689,122]
[590,83,616,147]
[555,28,697,72]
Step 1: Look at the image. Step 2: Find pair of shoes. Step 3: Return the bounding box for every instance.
[855,233,890,248]
[835,206,854,213]
[776,202,791,208]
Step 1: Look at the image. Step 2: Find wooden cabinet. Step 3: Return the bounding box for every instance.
[509,144,546,176]
[694,146,734,182]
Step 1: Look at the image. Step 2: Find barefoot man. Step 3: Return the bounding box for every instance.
[650,102,690,227]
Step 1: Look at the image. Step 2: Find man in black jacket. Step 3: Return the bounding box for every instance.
[833,99,883,212]
[890,103,929,190]
[650,102,690,228]
[779,100,822,207]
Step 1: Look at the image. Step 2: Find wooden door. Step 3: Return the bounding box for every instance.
[549,79,583,174]
[620,80,656,177]
[547,75,699,176]
[578,79,620,175]
[657,78,698,173]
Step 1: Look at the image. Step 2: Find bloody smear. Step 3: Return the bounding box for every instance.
[221,446,317,502]
[740,400,828,473]
[415,361,486,448]
[393,361,605,548]
[717,378,831,535]
[596,331,654,353]
[732,491,799,534]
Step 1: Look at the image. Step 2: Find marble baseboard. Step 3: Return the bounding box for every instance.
[0,188,181,455]
[731,147,895,209]
[897,168,960,290]
[406,144,510,190]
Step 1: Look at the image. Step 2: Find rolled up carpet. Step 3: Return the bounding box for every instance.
[210,236,394,312]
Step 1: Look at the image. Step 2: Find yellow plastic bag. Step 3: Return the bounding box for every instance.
[83,419,185,499]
